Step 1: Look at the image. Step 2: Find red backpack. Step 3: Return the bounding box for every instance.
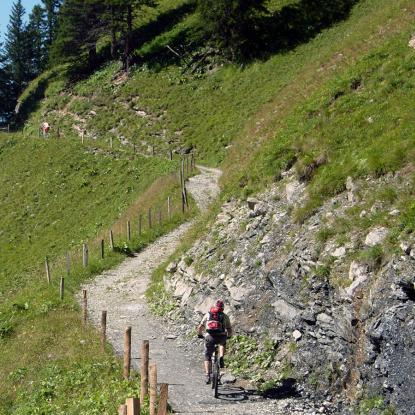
[206,306,225,334]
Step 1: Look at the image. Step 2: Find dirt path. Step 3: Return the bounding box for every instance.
[79,167,321,414]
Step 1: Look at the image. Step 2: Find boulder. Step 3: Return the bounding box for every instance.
[226,284,252,302]
[365,227,389,247]
[409,34,415,49]
[194,296,216,314]
[273,299,302,321]
[332,247,346,258]
[317,313,333,325]
[173,280,192,299]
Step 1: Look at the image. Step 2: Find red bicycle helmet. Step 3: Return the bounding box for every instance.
[216,299,224,310]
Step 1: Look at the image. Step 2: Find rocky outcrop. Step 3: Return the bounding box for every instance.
[159,169,415,414]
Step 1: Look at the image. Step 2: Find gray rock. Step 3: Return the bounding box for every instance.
[400,241,411,255]
[166,262,178,273]
[173,280,190,298]
[346,176,359,203]
[221,373,236,384]
[389,209,400,216]
[286,180,301,204]
[332,247,346,258]
[293,330,302,341]
[365,227,389,246]
[349,261,369,281]
[345,274,369,297]
[273,299,302,321]
[247,197,259,210]
[317,313,333,325]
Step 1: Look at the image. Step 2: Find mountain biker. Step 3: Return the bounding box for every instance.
[197,299,233,384]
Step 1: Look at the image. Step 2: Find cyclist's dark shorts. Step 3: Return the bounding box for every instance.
[204,334,227,361]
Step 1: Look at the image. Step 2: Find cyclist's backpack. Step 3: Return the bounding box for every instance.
[206,306,225,334]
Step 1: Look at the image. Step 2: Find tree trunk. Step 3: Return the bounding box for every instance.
[111,6,117,59]
[125,4,132,72]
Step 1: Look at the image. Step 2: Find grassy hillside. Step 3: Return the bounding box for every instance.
[20,0,415,184]
[4,0,415,412]
[0,133,194,414]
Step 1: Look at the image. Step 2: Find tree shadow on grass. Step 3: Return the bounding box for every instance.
[134,0,360,70]
[254,0,359,60]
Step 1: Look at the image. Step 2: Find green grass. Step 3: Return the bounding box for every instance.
[0,132,194,414]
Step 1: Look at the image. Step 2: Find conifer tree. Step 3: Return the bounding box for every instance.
[4,0,30,95]
[50,0,106,67]
[102,0,154,70]
[0,41,13,122]
[41,0,62,46]
[198,0,267,60]
[27,5,47,75]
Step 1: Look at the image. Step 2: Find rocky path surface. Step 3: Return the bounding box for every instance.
[79,167,324,414]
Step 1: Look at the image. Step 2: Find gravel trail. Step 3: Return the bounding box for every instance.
[79,167,324,414]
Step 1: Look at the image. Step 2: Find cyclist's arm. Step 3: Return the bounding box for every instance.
[197,314,207,335]
[224,315,233,338]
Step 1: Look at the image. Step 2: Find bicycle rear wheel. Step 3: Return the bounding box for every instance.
[212,355,219,398]
[214,362,219,398]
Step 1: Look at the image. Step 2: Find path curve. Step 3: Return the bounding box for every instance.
[79,167,319,414]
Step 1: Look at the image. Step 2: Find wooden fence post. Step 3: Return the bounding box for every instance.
[138,214,142,237]
[82,243,88,267]
[66,251,70,275]
[123,326,132,379]
[140,340,149,404]
[109,230,114,251]
[157,384,169,415]
[180,160,188,211]
[167,196,171,220]
[149,363,157,415]
[127,220,131,241]
[158,208,162,226]
[100,239,105,259]
[110,136,113,149]
[169,148,173,161]
[148,208,152,229]
[60,277,64,300]
[101,310,107,351]
[126,398,140,415]
[181,159,185,182]
[45,256,51,284]
[83,289,87,325]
